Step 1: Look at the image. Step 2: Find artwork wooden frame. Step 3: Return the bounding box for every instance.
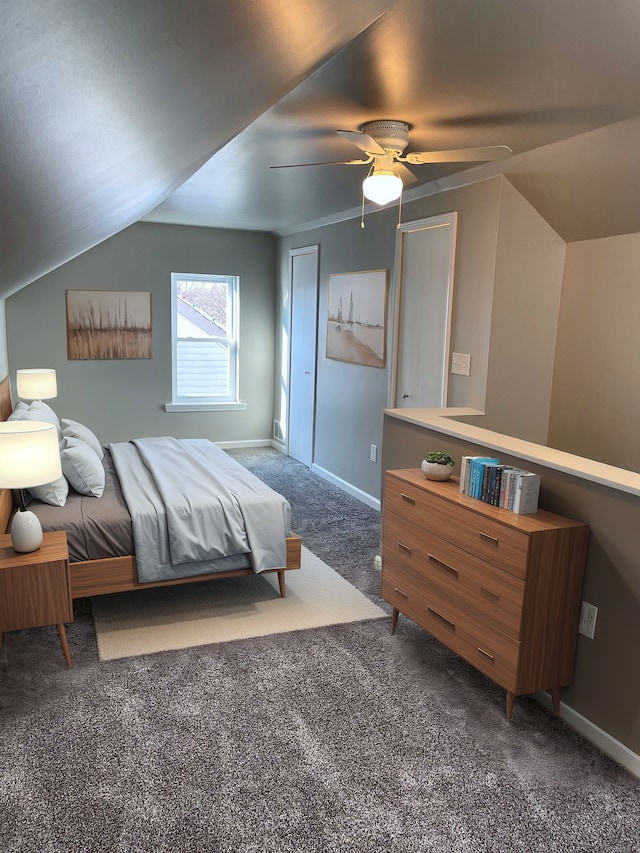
[66,290,152,360]
[326,269,388,368]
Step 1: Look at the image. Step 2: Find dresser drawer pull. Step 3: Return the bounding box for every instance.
[400,493,416,506]
[480,586,500,601]
[394,587,409,600]
[427,607,455,631]
[479,532,499,546]
[398,542,413,556]
[477,647,495,662]
[428,554,458,577]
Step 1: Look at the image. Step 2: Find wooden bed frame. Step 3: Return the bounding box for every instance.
[0,375,301,599]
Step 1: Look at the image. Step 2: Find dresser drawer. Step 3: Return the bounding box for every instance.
[382,511,524,638]
[382,557,431,620]
[382,560,519,691]
[384,477,529,578]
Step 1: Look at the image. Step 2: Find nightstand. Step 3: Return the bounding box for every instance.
[0,530,73,668]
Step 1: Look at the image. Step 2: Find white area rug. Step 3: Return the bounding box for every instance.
[92,546,386,661]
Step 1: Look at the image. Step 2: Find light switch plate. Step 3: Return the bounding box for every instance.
[451,352,471,376]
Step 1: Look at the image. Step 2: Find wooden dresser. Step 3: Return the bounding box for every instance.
[381,469,589,719]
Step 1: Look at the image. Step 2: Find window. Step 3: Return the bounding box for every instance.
[167,272,243,411]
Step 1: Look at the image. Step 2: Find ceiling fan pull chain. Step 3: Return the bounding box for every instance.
[361,162,375,228]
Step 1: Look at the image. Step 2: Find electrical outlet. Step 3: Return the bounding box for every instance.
[370,444,378,463]
[578,601,598,639]
[451,352,471,376]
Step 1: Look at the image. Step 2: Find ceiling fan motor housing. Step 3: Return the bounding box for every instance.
[360,120,410,155]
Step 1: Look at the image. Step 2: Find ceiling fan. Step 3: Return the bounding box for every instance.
[272,119,512,205]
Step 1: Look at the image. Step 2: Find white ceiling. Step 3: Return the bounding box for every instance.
[3,0,640,300]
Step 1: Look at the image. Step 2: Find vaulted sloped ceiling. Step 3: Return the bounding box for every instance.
[145,0,640,240]
[0,0,392,299]
[3,0,640,302]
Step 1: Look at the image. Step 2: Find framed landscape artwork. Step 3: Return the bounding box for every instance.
[326,269,388,368]
[66,290,152,360]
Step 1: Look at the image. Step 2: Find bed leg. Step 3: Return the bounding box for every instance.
[278,570,286,598]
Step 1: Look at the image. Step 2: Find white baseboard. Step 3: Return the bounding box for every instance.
[215,439,274,449]
[311,463,380,511]
[534,692,639,778]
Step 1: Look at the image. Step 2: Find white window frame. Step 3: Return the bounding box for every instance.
[165,272,245,412]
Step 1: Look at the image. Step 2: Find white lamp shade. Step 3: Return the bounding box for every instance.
[0,421,62,488]
[16,368,57,401]
[362,171,403,205]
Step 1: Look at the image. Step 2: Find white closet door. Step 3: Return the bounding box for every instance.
[288,246,318,466]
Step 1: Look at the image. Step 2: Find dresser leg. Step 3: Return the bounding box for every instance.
[391,607,399,635]
[56,624,72,668]
[506,690,514,720]
[551,687,560,716]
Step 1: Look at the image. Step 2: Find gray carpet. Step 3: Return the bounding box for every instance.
[1,448,639,852]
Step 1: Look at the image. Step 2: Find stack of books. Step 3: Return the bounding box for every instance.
[459,456,541,514]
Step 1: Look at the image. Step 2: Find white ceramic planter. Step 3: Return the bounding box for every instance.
[421,460,453,481]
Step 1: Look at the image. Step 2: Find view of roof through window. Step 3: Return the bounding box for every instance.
[176,279,228,338]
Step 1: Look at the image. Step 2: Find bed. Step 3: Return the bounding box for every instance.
[0,376,301,599]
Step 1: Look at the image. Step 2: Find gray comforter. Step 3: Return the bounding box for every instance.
[108,437,291,583]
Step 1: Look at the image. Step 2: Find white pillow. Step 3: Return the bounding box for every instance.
[8,401,29,421]
[60,437,105,498]
[28,475,69,507]
[61,418,104,460]
[9,399,61,431]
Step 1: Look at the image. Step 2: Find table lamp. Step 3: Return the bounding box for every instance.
[16,368,57,401]
[0,421,62,552]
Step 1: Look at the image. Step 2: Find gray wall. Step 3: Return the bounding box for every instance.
[6,223,277,444]
[481,180,566,442]
[276,174,567,502]
[549,232,640,472]
[278,212,397,501]
[0,302,7,381]
[276,178,505,502]
[8,174,636,485]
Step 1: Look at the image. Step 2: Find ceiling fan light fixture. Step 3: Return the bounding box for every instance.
[362,170,403,205]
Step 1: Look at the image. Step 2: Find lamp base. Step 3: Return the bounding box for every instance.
[11,509,43,553]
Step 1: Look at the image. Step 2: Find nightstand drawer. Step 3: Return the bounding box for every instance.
[382,559,520,691]
[0,559,72,631]
[0,531,72,634]
[382,511,524,637]
[384,478,529,578]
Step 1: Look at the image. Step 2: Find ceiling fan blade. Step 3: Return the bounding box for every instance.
[395,163,418,186]
[270,157,371,169]
[403,145,513,165]
[337,129,387,156]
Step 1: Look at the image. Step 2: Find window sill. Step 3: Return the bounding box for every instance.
[164,402,247,413]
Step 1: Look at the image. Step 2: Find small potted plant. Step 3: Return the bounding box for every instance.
[421,450,455,481]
